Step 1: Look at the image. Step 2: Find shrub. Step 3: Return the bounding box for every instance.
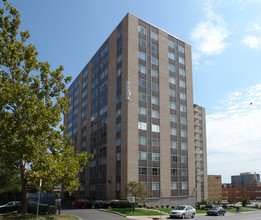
[27,205,48,214]
[47,205,57,214]
[166,205,169,208]
[110,200,130,208]
[171,206,175,209]
[161,205,164,208]
[222,204,228,209]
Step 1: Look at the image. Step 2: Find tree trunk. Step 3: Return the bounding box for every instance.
[20,159,28,215]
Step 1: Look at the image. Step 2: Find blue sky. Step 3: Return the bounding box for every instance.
[4,0,261,183]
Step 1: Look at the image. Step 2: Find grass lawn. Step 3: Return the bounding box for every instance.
[102,208,167,216]
[0,214,79,220]
[156,208,207,215]
[227,209,253,213]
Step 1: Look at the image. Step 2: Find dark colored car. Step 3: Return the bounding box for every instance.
[0,201,21,213]
[91,200,108,208]
[28,201,48,206]
[207,206,226,216]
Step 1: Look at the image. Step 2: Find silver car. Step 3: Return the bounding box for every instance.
[169,205,196,219]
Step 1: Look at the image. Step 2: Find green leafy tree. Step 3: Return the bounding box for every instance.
[122,181,148,212]
[242,197,249,207]
[0,160,21,194]
[0,0,93,214]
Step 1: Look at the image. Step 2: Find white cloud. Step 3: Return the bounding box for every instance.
[207,84,261,182]
[190,1,229,64]
[243,23,261,49]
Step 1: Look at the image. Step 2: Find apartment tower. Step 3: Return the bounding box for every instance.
[64,13,207,205]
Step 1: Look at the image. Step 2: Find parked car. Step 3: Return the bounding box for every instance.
[0,201,21,213]
[74,200,92,208]
[207,206,226,216]
[28,201,48,206]
[91,200,108,208]
[169,205,196,219]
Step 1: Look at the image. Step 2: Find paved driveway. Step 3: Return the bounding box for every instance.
[61,208,135,220]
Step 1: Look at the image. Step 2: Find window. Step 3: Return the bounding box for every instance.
[152,168,160,175]
[138,52,146,61]
[117,67,122,76]
[151,83,159,91]
[171,169,177,176]
[152,139,160,147]
[139,107,147,115]
[117,41,122,50]
[139,79,146,88]
[116,138,121,146]
[116,95,121,104]
[180,105,187,112]
[170,128,177,136]
[117,80,121,90]
[151,69,159,78]
[169,64,175,72]
[168,40,175,48]
[179,57,185,65]
[139,136,147,145]
[117,54,122,64]
[151,31,158,40]
[100,68,108,80]
[180,117,187,125]
[181,156,188,163]
[152,153,160,161]
[179,68,186,76]
[138,121,147,130]
[139,167,147,175]
[182,182,188,190]
[169,76,175,84]
[151,110,159,118]
[100,56,108,69]
[171,155,177,162]
[152,183,160,190]
[116,182,120,191]
[180,92,186,100]
[139,39,146,47]
[117,28,122,38]
[151,56,159,65]
[179,80,186,88]
[116,109,121,118]
[139,151,147,160]
[139,93,147,102]
[171,141,177,149]
[151,44,158,52]
[116,152,121,161]
[168,52,175,60]
[151,96,159,105]
[181,143,188,150]
[178,45,185,53]
[171,182,177,190]
[152,124,160,133]
[170,115,176,123]
[170,101,176,110]
[138,25,146,35]
[116,123,121,132]
[181,170,188,176]
[169,89,176,97]
[139,65,146,74]
[92,78,98,89]
[181,130,187,137]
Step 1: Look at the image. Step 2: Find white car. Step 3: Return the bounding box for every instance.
[169,205,196,219]
[0,201,21,208]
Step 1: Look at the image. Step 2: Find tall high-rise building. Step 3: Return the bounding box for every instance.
[64,13,207,205]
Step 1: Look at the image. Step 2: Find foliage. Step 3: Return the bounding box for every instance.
[47,205,57,214]
[196,199,211,210]
[122,181,148,201]
[0,0,93,214]
[241,197,249,207]
[0,160,21,194]
[110,200,131,208]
